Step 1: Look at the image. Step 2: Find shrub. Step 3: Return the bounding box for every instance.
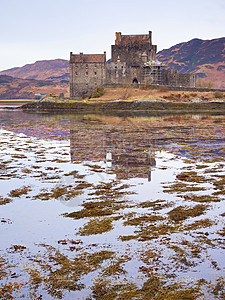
[91,87,105,98]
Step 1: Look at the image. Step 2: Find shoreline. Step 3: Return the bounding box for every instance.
[20,100,225,115]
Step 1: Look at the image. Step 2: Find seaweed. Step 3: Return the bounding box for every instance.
[168,204,208,222]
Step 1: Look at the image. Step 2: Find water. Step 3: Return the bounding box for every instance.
[0,109,225,299]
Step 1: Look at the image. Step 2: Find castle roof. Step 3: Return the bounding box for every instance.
[117,34,149,46]
[71,53,105,63]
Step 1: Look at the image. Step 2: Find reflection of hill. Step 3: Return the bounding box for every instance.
[70,117,156,180]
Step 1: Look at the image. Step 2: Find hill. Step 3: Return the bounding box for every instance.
[0,37,224,91]
[157,37,225,88]
[0,59,69,81]
[0,75,69,99]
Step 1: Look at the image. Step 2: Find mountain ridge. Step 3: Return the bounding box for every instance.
[0,37,224,90]
[156,37,225,88]
[0,75,69,99]
[0,59,69,81]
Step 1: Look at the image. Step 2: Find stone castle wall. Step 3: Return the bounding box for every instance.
[70,52,106,98]
[161,69,196,88]
[70,32,197,98]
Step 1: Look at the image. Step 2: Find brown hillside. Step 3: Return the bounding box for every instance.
[0,59,69,81]
[157,38,225,89]
[0,75,69,99]
[0,38,224,89]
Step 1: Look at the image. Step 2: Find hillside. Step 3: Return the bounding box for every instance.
[0,75,69,99]
[0,59,69,81]
[157,37,225,88]
[0,37,224,92]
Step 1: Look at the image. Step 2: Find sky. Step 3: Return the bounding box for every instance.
[0,0,224,71]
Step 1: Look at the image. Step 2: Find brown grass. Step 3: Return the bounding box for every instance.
[88,87,225,102]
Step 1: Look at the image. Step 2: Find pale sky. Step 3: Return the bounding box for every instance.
[0,0,224,71]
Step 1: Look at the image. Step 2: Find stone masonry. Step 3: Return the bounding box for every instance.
[70,31,197,98]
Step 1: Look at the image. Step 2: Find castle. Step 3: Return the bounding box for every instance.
[70,31,197,98]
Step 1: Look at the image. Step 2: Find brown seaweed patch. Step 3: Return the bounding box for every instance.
[217,226,225,237]
[12,154,27,159]
[0,196,12,205]
[34,182,92,201]
[123,214,164,226]
[120,223,179,242]
[184,194,221,203]
[28,249,114,298]
[65,207,113,219]
[0,257,9,280]
[164,182,206,194]
[9,245,27,252]
[51,158,70,163]
[154,284,201,300]
[212,277,225,298]
[212,176,225,194]
[8,186,31,198]
[91,275,201,300]
[168,204,208,222]
[102,259,127,277]
[78,217,114,235]
[176,171,207,183]
[65,197,126,219]
[21,168,31,174]
[0,282,23,300]
[184,218,215,231]
[139,200,172,210]
[88,181,132,200]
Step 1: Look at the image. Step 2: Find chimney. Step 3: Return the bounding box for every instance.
[104,51,106,63]
[115,32,121,45]
[149,31,152,45]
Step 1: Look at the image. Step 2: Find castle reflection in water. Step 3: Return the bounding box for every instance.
[70,116,156,181]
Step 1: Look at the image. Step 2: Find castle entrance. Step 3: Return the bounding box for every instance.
[132,78,138,84]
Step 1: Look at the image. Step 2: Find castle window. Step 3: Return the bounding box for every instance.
[115,66,117,69]
[94,64,97,68]
[86,64,88,68]
[86,72,88,75]
[75,72,78,75]
[75,64,78,68]
[94,72,97,75]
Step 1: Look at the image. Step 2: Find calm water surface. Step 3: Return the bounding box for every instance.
[0,109,225,299]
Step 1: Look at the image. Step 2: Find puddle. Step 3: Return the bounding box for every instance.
[0,112,225,299]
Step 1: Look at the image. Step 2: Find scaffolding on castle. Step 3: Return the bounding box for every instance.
[143,61,166,85]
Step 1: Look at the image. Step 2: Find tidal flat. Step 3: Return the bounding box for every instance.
[0,107,225,299]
